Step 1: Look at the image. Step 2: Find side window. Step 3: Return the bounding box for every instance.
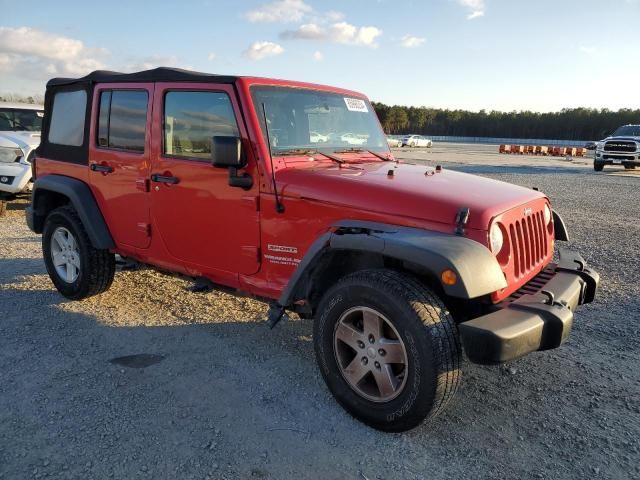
[48,90,87,146]
[97,90,148,152]
[164,91,239,160]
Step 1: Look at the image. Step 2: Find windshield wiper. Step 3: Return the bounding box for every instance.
[332,148,394,162]
[274,148,344,165]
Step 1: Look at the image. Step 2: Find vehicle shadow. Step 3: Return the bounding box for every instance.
[0,278,597,479]
[0,257,45,283]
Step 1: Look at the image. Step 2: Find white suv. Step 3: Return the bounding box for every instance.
[0,102,44,214]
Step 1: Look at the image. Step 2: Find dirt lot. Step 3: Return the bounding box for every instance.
[1,144,639,480]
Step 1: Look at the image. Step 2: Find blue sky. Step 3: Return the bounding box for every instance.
[1,0,639,112]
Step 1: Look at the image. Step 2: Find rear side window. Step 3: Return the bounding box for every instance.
[97,90,148,152]
[48,90,87,146]
[163,91,239,160]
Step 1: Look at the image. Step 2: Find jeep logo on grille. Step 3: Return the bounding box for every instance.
[523,208,533,216]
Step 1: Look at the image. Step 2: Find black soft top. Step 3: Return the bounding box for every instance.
[46,67,239,87]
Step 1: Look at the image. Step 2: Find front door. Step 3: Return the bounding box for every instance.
[89,83,153,249]
[149,83,260,276]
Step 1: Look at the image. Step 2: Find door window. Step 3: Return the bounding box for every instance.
[163,91,239,161]
[97,90,148,152]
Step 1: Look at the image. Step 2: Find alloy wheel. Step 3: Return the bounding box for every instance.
[333,306,409,402]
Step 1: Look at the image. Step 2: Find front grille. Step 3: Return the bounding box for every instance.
[507,210,549,278]
[504,266,555,303]
[604,141,637,153]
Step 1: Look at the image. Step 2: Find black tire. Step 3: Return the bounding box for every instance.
[313,269,462,432]
[594,161,604,172]
[0,200,6,217]
[42,205,115,300]
[624,165,636,170]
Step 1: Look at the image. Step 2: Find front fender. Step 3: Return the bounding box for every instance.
[278,220,507,308]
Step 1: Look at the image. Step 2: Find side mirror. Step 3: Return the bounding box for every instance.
[211,136,245,168]
[211,135,253,190]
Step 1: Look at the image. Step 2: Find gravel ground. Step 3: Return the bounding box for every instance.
[0,148,639,480]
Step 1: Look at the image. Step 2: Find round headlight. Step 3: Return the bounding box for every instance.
[489,223,504,254]
[543,204,552,225]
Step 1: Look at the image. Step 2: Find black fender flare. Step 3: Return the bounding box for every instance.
[278,220,507,308]
[553,210,569,242]
[28,175,115,249]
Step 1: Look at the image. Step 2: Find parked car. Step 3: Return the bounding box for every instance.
[386,136,401,148]
[340,132,368,145]
[27,67,598,432]
[310,131,328,143]
[584,141,597,151]
[401,134,433,147]
[0,101,44,216]
[593,124,640,171]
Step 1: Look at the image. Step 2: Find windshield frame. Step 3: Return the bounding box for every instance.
[0,107,44,132]
[249,84,390,158]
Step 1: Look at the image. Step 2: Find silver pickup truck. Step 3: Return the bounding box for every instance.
[594,124,640,171]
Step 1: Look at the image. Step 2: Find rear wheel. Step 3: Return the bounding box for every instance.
[594,161,604,172]
[43,205,115,300]
[313,269,462,432]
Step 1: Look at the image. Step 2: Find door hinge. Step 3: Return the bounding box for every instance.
[136,222,151,237]
[136,178,150,192]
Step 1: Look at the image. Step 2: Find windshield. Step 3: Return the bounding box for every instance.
[251,86,388,155]
[612,125,640,137]
[0,108,44,132]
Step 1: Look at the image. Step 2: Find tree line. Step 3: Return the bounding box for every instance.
[372,102,640,140]
[0,93,45,105]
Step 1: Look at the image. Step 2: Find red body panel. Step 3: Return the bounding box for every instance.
[35,76,553,304]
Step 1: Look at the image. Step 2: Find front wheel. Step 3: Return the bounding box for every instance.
[313,270,462,432]
[624,164,636,170]
[594,161,604,172]
[43,205,115,300]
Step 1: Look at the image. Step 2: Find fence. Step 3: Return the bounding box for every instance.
[428,136,589,148]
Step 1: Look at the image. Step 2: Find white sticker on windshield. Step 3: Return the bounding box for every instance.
[344,97,368,113]
[36,112,44,117]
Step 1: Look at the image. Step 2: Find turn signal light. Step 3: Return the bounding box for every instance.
[441,269,457,286]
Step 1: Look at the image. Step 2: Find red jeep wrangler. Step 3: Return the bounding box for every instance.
[27,68,599,432]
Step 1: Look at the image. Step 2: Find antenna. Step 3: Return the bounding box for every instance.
[262,102,284,214]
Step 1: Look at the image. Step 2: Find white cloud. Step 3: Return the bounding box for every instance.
[400,35,426,48]
[313,51,323,61]
[281,22,382,48]
[245,0,312,23]
[459,0,486,19]
[207,52,217,61]
[121,55,191,72]
[244,41,285,60]
[0,26,107,76]
[281,23,326,39]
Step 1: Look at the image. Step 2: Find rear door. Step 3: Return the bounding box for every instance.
[89,83,153,249]
[149,83,261,276]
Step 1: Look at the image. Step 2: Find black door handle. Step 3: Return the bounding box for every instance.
[151,174,180,185]
[90,163,114,173]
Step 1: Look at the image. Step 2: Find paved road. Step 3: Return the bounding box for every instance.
[0,153,638,480]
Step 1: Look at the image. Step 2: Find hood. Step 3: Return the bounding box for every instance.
[277,161,546,230]
[0,131,42,150]
[603,136,640,142]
